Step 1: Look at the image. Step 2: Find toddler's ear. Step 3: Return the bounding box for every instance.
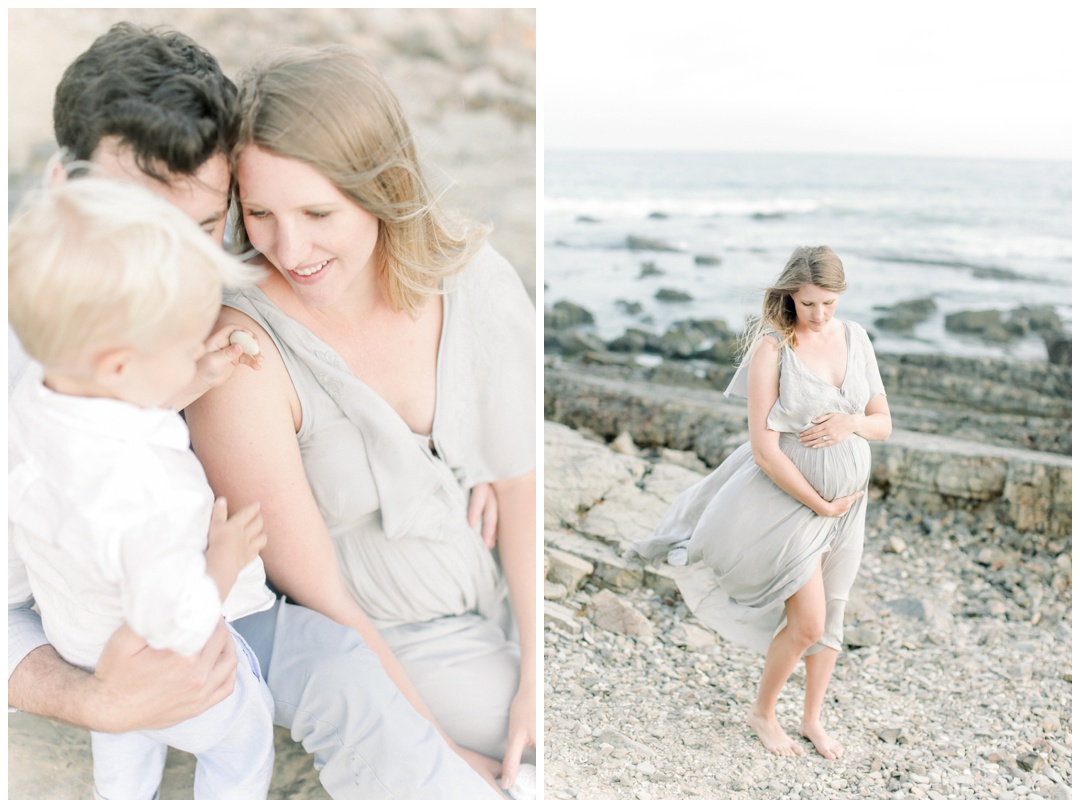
[91,345,137,385]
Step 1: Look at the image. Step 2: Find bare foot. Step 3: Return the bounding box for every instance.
[798,720,844,759]
[747,707,804,757]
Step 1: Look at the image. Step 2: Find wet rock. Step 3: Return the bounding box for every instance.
[614,299,643,316]
[655,288,694,303]
[545,299,595,329]
[694,254,722,266]
[638,261,664,278]
[627,235,681,252]
[874,297,937,331]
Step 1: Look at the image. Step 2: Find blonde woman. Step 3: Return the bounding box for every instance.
[185,46,535,793]
[631,246,891,759]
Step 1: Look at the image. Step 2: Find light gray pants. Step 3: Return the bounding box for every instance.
[232,598,499,800]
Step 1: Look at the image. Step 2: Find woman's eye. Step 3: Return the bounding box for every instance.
[245,209,269,219]
[306,211,330,219]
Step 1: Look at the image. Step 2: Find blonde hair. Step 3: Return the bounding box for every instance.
[8,178,262,367]
[233,45,490,317]
[741,245,847,354]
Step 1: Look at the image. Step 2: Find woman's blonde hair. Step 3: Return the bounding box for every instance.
[233,45,490,316]
[9,177,261,367]
[741,245,847,354]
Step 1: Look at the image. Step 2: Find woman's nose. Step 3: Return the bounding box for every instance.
[274,222,306,269]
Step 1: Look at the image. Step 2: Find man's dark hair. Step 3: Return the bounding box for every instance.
[53,22,238,183]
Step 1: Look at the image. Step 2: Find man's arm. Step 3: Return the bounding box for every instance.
[9,600,237,733]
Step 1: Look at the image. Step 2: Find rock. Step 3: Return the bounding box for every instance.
[594,729,654,758]
[611,430,639,456]
[607,328,654,354]
[546,547,594,593]
[545,299,595,329]
[615,299,643,316]
[543,601,581,633]
[1016,752,1044,772]
[844,627,882,647]
[638,261,664,278]
[694,254,721,266]
[670,622,717,651]
[627,234,681,252]
[874,297,937,331]
[1044,334,1071,365]
[544,580,568,600]
[945,309,1004,334]
[587,589,655,637]
[655,288,693,303]
[884,598,925,620]
[884,536,907,554]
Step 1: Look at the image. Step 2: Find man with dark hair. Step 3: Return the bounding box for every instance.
[8,22,500,800]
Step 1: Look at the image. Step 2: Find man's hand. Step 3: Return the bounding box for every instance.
[90,619,237,733]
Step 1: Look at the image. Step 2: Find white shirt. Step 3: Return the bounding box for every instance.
[8,366,273,667]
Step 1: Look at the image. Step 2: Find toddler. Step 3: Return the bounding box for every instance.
[8,178,275,799]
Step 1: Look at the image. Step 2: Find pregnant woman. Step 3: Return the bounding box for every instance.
[630,245,891,759]
[186,45,535,792]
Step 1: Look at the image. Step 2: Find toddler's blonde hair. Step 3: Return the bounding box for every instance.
[9,177,263,367]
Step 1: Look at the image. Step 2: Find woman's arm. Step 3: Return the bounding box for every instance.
[746,337,860,518]
[492,468,536,788]
[184,307,499,781]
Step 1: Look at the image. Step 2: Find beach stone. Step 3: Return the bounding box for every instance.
[844,627,882,647]
[611,430,639,456]
[884,535,907,553]
[544,580,568,600]
[546,547,594,593]
[587,589,655,637]
[544,601,581,634]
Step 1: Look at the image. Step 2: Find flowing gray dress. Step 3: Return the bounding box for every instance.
[223,244,535,758]
[629,320,885,656]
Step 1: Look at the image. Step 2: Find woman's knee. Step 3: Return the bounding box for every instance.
[786,613,826,649]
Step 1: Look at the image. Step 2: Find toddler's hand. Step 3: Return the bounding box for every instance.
[205,497,266,599]
[198,325,263,391]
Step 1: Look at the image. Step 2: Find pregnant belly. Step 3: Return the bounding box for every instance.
[779,432,872,502]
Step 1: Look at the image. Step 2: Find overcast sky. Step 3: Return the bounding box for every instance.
[543,1,1073,160]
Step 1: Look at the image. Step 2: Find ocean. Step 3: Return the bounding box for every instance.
[544,150,1071,361]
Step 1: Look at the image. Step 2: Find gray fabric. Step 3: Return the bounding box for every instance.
[223,244,534,758]
[233,599,500,799]
[630,320,884,655]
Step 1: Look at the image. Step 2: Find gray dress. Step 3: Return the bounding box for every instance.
[629,320,885,656]
[223,244,535,759]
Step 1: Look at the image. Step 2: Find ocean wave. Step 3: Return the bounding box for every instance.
[545,195,824,220]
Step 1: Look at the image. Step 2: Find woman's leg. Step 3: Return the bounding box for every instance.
[748,559,826,756]
[799,647,844,758]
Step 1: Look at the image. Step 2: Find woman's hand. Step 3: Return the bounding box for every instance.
[451,744,504,795]
[467,482,499,549]
[500,683,536,790]
[799,412,859,448]
[815,490,865,518]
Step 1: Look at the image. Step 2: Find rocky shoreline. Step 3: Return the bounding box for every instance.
[542,306,1072,799]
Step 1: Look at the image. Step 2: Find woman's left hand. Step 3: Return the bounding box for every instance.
[799,412,859,448]
[500,683,536,790]
[467,483,499,549]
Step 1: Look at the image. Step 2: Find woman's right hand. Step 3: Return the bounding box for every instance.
[451,744,504,796]
[816,490,865,518]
